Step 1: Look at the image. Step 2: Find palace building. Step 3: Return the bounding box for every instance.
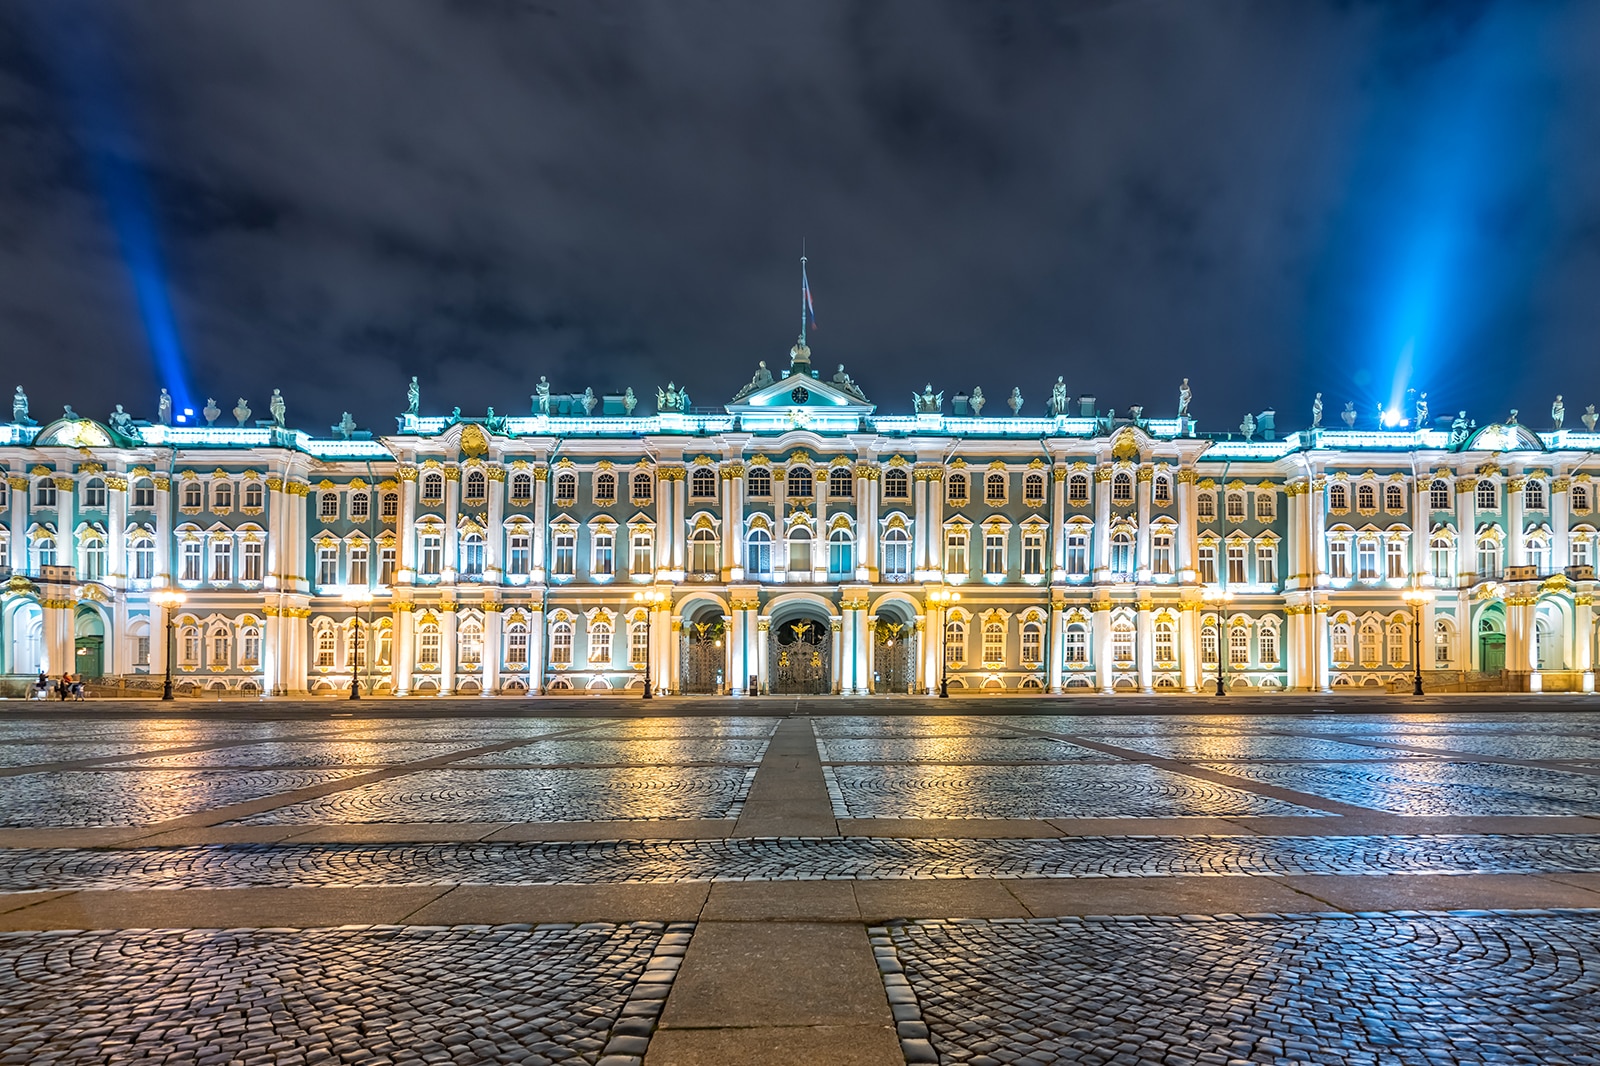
[1,333,1595,697]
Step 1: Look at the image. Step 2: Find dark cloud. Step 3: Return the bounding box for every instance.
[0,0,1597,433]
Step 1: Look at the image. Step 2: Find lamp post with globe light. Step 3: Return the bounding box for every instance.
[345,587,373,700]
[1402,587,1431,695]
[928,588,960,697]
[634,588,668,698]
[1203,586,1234,696]
[151,589,185,701]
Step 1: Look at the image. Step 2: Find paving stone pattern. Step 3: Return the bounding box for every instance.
[1205,760,1600,816]
[111,741,472,768]
[823,762,1333,819]
[0,769,367,828]
[0,922,690,1066]
[816,736,1110,764]
[876,911,1600,1065]
[10,833,1600,891]
[450,738,771,766]
[231,766,759,824]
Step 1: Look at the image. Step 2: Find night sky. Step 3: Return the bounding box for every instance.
[2,1,1598,436]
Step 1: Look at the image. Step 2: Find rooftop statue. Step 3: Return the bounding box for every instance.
[63,404,78,420]
[1049,376,1069,416]
[158,388,173,427]
[1341,401,1357,428]
[1416,392,1428,428]
[1585,405,1598,433]
[1240,413,1256,441]
[1128,405,1144,423]
[581,388,598,416]
[1311,392,1323,429]
[233,398,251,426]
[1508,408,1519,426]
[336,412,356,440]
[970,386,986,417]
[269,389,286,427]
[1177,378,1191,418]
[534,376,551,415]
[13,385,33,425]
[1451,410,1470,445]
[406,376,420,416]
[203,398,221,426]
[1553,395,1565,430]
[914,384,943,414]
[623,387,638,415]
[1008,387,1023,416]
[108,404,132,433]
[658,382,689,413]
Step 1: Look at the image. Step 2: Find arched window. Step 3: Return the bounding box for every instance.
[82,477,107,509]
[945,618,967,667]
[1112,472,1133,504]
[1433,618,1452,667]
[506,621,529,666]
[1154,621,1176,663]
[555,472,577,504]
[1065,622,1089,663]
[81,536,106,580]
[510,472,533,501]
[1430,535,1455,582]
[690,528,718,574]
[1110,529,1133,576]
[1152,475,1171,505]
[1226,492,1246,522]
[828,527,854,577]
[982,621,1006,665]
[786,466,813,498]
[747,467,772,497]
[243,481,264,510]
[131,536,155,580]
[1258,624,1278,665]
[594,472,617,503]
[1430,480,1452,510]
[1229,625,1249,667]
[882,527,909,578]
[1356,484,1377,511]
[1384,483,1404,511]
[377,626,392,667]
[418,621,441,667]
[1020,620,1043,665]
[631,471,653,501]
[1023,473,1045,505]
[315,626,336,668]
[1527,535,1548,576]
[1524,480,1546,511]
[347,623,366,669]
[380,491,398,519]
[1068,474,1090,505]
[349,490,369,520]
[1574,483,1591,512]
[588,621,612,665]
[550,620,573,665]
[1359,622,1380,663]
[1387,621,1407,665]
[1328,483,1348,511]
[1476,480,1497,510]
[132,478,157,509]
[946,472,968,504]
[884,468,909,500]
[1201,623,1218,665]
[691,468,717,499]
[460,531,485,577]
[1112,619,1135,663]
[746,527,772,574]
[179,624,201,667]
[318,491,340,520]
[630,621,649,667]
[241,626,262,666]
[421,472,444,503]
[1197,492,1216,520]
[985,472,1006,503]
[787,527,812,572]
[463,469,487,503]
[829,468,853,500]
[181,481,203,509]
[1477,537,1500,578]
[1331,623,1352,663]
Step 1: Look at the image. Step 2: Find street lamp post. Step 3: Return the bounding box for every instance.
[1203,587,1233,696]
[152,589,185,701]
[634,589,667,699]
[345,588,373,700]
[1403,587,1430,695]
[929,588,960,698]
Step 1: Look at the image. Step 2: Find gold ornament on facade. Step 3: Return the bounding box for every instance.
[6,475,26,489]
[1137,467,1154,483]
[1094,468,1112,483]
[105,477,127,491]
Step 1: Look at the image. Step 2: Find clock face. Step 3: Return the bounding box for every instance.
[791,386,809,404]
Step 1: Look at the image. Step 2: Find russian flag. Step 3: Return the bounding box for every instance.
[803,263,817,330]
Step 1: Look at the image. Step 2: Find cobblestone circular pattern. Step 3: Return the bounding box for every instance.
[232,766,759,824]
[1205,760,1600,816]
[875,910,1600,1065]
[823,763,1332,819]
[0,922,692,1066]
[0,769,367,828]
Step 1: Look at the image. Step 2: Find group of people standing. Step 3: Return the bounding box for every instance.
[32,670,85,701]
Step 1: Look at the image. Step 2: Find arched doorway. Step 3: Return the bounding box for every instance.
[75,607,106,678]
[873,603,917,694]
[681,606,726,694]
[1477,609,1505,675]
[7,600,44,675]
[771,616,830,694]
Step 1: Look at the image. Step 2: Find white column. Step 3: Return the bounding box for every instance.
[485,471,505,585]
[397,473,418,583]
[394,606,415,696]
[443,469,461,583]
[7,475,26,575]
[1412,475,1429,580]
[1092,470,1111,581]
[1048,600,1065,694]
[672,472,688,576]
[1177,470,1196,580]
[1179,603,1198,692]
[107,476,128,586]
[728,600,746,696]
[921,611,939,695]
[1051,467,1068,580]
[527,604,545,695]
[772,469,788,581]
[756,617,770,694]
[1507,475,1526,567]
[1135,468,1153,580]
[813,475,829,581]
[483,606,502,695]
[927,471,944,578]
[440,605,458,695]
[155,476,174,583]
[1554,479,1572,573]
[1093,605,1112,692]
[831,617,842,693]
[1457,475,1477,585]
[532,468,549,578]
[1136,601,1154,693]
[912,472,928,575]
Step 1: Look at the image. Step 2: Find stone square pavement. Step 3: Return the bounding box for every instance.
[4,693,1600,1064]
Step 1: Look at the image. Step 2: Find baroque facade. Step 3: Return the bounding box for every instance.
[1,337,1596,697]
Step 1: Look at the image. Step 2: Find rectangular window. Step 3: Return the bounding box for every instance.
[1357,541,1379,580]
[133,542,155,581]
[1020,624,1042,663]
[1155,625,1175,663]
[36,480,57,508]
[240,541,262,582]
[1329,540,1349,579]
[945,531,967,575]
[982,625,1005,664]
[1386,540,1406,579]
[1151,533,1173,575]
[1478,540,1500,578]
[746,534,770,575]
[1226,543,1247,584]
[631,533,652,575]
[1574,539,1591,569]
[318,546,339,586]
[631,624,649,666]
[1431,541,1454,582]
[181,541,203,582]
[379,546,396,585]
[349,544,369,587]
[211,541,232,583]
[1022,531,1044,576]
[984,533,1005,575]
[1255,543,1276,585]
[212,483,233,512]
[1066,534,1088,576]
[135,636,150,667]
[510,534,532,576]
[507,626,528,665]
[553,532,576,576]
[1197,543,1217,584]
[420,534,442,575]
[593,532,614,577]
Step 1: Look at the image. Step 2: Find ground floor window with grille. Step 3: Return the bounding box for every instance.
[550,621,573,665]
[507,623,528,666]
[982,621,1005,664]
[1020,620,1043,664]
[1201,624,1218,665]
[945,619,966,668]
[1229,626,1248,667]
[418,623,441,667]
[1258,625,1278,665]
[1065,622,1088,663]
[631,622,649,666]
[1434,619,1452,666]
[1155,621,1176,663]
[1112,620,1135,664]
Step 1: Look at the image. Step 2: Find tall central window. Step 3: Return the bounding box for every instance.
[984,532,1004,576]
[882,528,908,578]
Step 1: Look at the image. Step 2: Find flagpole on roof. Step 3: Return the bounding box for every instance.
[800,244,808,347]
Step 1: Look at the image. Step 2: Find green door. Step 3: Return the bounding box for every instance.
[1479,634,1505,675]
[74,636,104,678]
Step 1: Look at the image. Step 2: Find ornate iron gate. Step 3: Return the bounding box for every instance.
[873,621,915,694]
[771,618,830,695]
[681,619,725,694]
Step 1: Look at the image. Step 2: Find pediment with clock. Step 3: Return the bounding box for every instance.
[725,335,875,419]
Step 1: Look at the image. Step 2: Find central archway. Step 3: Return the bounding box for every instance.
[771,616,830,695]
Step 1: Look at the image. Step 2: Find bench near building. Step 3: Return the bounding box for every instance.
[1,336,1595,697]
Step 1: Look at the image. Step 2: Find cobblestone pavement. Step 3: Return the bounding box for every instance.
[1348,734,1600,760]
[231,766,759,824]
[109,741,475,768]
[1087,733,1429,761]
[0,743,164,768]
[0,922,690,1066]
[874,911,1600,1065]
[8,833,1600,891]
[450,737,771,766]
[0,769,367,828]
[823,762,1333,819]
[816,736,1109,764]
[1204,760,1600,816]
